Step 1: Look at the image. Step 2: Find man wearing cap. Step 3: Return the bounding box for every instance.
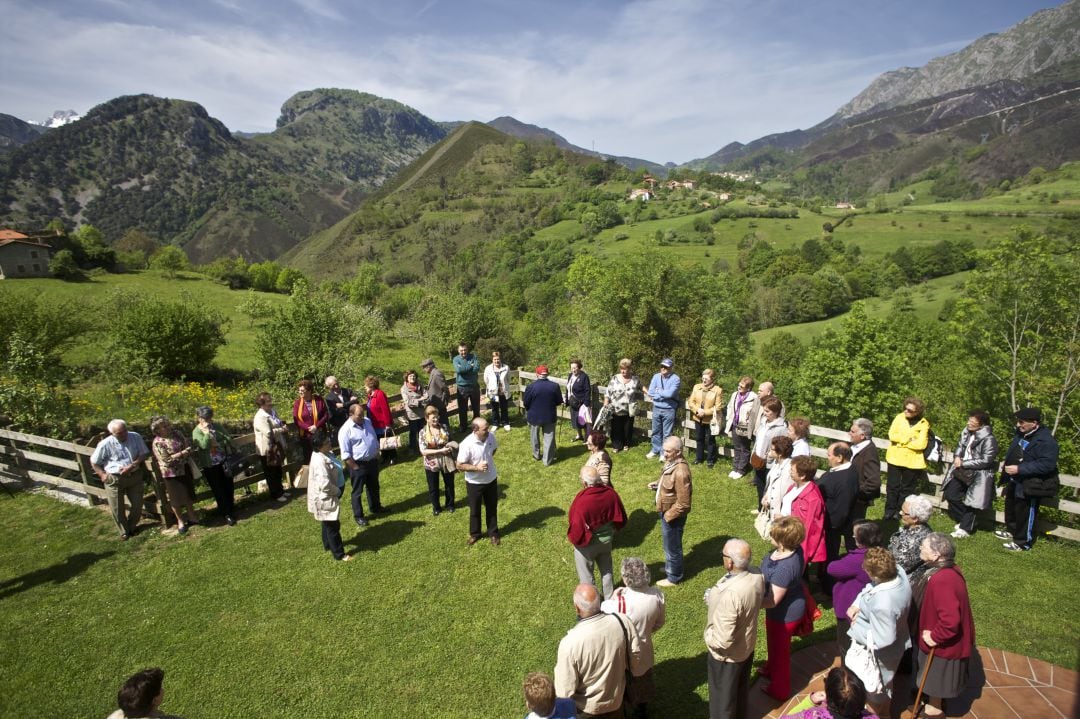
[523,365,563,466]
[999,407,1059,551]
[420,358,450,428]
[645,358,682,460]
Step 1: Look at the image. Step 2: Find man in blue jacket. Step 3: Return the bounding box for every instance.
[524,365,563,466]
[999,407,1059,552]
[452,343,482,433]
[645,358,682,460]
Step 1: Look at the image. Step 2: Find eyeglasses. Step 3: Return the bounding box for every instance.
[899,510,910,517]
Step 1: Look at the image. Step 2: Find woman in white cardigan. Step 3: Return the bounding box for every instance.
[307,431,351,562]
[253,392,290,503]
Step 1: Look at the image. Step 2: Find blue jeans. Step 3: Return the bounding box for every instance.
[651,408,676,454]
[660,512,686,583]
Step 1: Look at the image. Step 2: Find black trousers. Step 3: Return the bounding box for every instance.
[202,464,235,519]
[258,456,285,499]
[610,414,634,450]
[466,480,499,539]
[425,468,456,512]
[407,418,424,457]
[488,395,510,426]
[943,480,978,534]
[730,433,752,474]
[695,421,718,465]
[707,654,751,719]
[456,386,482,429]
[349,459,382,522]
[1007,487,1041,548]
[321,520,345,559]
[884,464,927,519]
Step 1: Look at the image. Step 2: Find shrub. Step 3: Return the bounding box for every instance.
[49,250,83,280]
[104,291,227,377]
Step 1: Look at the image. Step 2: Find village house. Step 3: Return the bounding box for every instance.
[666,179,696,191]
[0,229,52,279]
[642,175,657,189]
[629,188,652,201]
[834,201,855,209]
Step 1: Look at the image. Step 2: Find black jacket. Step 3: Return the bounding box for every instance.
[816,465,859,529]
[1000,424,1059,498]
[851,442,882,502]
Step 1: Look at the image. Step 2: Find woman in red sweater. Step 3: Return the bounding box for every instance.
[781,456,827,569]
[364,375,396,463]
[914,532,975,718]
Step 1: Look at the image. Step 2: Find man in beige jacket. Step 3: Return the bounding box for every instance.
[704,538,764,719]
[555,583,643,718]
[650,436,692,587]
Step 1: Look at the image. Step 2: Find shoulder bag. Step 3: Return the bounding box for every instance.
[380,426,402,451]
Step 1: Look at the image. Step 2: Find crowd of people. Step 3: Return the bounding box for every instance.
[89,353,1062,719]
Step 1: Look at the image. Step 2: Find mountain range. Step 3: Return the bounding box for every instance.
[1,0,1078,262]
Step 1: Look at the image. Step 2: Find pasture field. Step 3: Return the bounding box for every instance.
[0,426,1077,718]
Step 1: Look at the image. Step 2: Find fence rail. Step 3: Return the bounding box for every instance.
[2,370,1076,540]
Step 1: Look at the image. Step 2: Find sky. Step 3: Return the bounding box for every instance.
[0,0,1063,163]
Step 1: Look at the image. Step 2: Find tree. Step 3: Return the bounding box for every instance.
[104,290,226,377]
[49,250,82,280]
[150,246,190,278]
[236,290,273,328]
[407,286,498,354]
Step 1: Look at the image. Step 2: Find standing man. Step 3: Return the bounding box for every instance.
[725,376,760,479]
[651,436,692,588]
[757,381,784,418]
[644,358,681,460]
[848,418,881,549]
[457,418,501,545]
[323,375,358,437]
[524,365,563,466]
[555,583,643,719]
[815,442,859,594]
[704,538,765,719]
[999,407,1059,552]
[452,343,482,432]
[568,466,628,599]
[90,419,149,540]
[420,358,450,428]
[338,403,384,529]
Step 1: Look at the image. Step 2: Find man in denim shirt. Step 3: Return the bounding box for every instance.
[90,419,149,539]
[645,358,681,460]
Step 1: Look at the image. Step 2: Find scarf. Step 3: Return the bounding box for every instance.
[912,557,954,610]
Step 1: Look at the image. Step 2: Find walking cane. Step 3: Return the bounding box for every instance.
[913,647,936,718]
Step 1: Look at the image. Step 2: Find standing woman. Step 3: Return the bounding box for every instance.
[365,376,396,464]
[253,392,289,503]
[583,431,614,486]
[687,368,723,468]
[401,369,426,457]
[418,406,456,515]
[483,352,511,432]
[827,519,882,658]
[150,415,199,533]
[942,409,999,538]
[787,417,812,458]
[883,397,930,520]
[565,359,592,443]
[761,435,795,520]
[307,430,351,562]
[780,456,827,570]
[604,358,642,453]
[726,376,760,480]
[601,557,666,718]
[760,516,808,702]
[191,406,237,526]
[752,396,788,505]
[292,379,328,465]
[914,533,975,718]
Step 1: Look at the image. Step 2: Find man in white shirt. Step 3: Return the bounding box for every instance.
[90,419,149,540]
[456,417,500,545]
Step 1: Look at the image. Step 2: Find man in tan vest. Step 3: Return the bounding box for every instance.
[650,436,692,587]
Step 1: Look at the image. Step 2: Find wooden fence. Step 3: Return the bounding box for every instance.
[2,370,1077,540]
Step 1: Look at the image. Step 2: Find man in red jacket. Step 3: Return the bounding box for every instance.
[568,466,627,599]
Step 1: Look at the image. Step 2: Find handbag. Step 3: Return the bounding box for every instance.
[845,640,885,694]
[379,427,401,451]
[750,452,766,470]
[224,452,249,478]
[613,613,650,706]
[577,404,593,425]
[709,412,722,437]
[754,510,772,542]
[265,441,285,468]
[735,419,751,438]
[293,465,309,490]
[953,466,975,487]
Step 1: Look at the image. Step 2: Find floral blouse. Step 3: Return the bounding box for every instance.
[419,424,451,472]
[152,431,189,478]
[888,523,932,574]
[605,374,642,416]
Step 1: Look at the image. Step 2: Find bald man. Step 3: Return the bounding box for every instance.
[555,583,642,718]
[90,419,149,540]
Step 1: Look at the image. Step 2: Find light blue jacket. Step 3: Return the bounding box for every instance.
[647,372,681,412]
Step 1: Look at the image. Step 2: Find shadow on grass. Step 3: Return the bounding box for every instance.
[653,651,709,715]
[619,508,657,550]
[0,551,116,600]
[683,533,732,582]
[500,505,564,537]
[345,519,425,553]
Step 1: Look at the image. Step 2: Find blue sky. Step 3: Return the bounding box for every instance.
[0,0,1061,163]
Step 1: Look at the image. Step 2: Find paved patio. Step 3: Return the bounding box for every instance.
[748,644,1077,718]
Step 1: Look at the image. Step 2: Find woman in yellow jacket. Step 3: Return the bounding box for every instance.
[883,396,930,520]
[687,369,723,468]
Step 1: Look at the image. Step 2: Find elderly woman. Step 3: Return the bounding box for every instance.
[191,406,237,526]
[752,396,788,505]
[760,516,808,701]
[601,557,666,717]
[150,415,198,533]
[418,405,456,516]
[845,547,911,716]
[482,352,512,431]
[307,430,351,562]
[567,465,627,600]
[883,397,930,520]
[827,520,883,657]
[401,369,426,457]
[914,533,975,718]
[780,456,826,569]
[942,409,999,538]
[364,375,396,463]
[726,375,760,479]
[688,368,723,468]
[565,358,592,443]
[584,431,614,486]
[292,379,328,465]
[253,392,289,503]
[780,666,879,719]
[788,416,812,458]
[762,435,795,518]
[888,494,933,576]
[604,358,643,453]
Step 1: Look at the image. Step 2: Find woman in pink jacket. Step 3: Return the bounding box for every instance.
[781,455,827,568]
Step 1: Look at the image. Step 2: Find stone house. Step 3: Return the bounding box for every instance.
[0,230,52,279]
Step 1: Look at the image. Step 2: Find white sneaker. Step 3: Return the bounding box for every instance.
[276,496,288,503]
[950,528,969,538]
[954,523,960,531]
[728,470,740,479]
[655,578,677,588]
[645,452,657,460]
[503,425,511,432]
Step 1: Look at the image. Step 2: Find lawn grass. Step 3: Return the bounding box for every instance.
[1,421,1077,718]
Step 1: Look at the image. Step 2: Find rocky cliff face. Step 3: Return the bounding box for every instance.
[835,0,1080,119]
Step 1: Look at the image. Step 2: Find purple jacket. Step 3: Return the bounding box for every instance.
[826,547,870,620]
